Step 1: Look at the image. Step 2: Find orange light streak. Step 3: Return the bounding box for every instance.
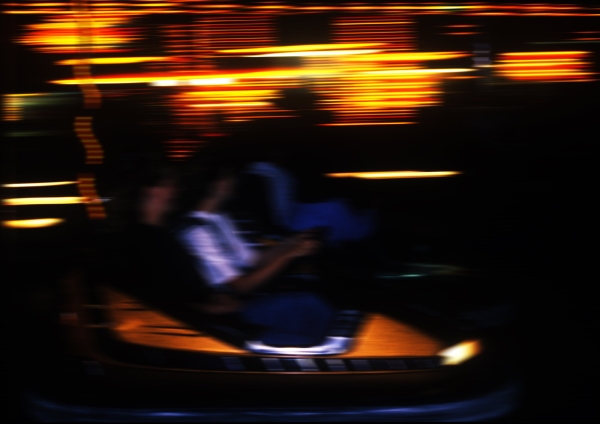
[496,51,593,82]
[218,43,385,54]
[335,21,410,26]
[444,32,480,36]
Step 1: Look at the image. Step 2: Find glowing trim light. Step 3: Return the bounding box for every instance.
[326,171,461,179]
[2,218,65,228]
[438,340,481,365]
[2,181,78,188]
[3,197,92,205]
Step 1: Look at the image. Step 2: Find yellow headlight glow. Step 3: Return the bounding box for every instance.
[438,340,481,365]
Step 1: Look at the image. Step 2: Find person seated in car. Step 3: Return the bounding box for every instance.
[173,162,337,346]
[109,161,335,347]
[175,162,327,294]
[105,164,213,314]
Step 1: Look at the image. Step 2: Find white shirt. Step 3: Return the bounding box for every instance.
[177,211,257,287]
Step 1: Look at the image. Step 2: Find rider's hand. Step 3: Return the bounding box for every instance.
[284,231,320,258]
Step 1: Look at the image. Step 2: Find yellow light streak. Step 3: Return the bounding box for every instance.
[150,78,235,86]
[2,219,65,229]
[501,51,588,57]
[3,197,91,205]
[182,90,276,97]
[54,67,348,85]
[4,93,45,97]
[346,100,438,107]
[188,78,236,85]
[190,102,271,108]
[2,181,78,188]
[342,92,438,100]
[56,57,178,65]
[341,52,468,61]
[499,71,590,77]
[497,61,584,67]
[362,68,473,76]
[218,43,385,54]
[29,20,126,29]
[326,171,461,179]
[20,35,133,46]
[245,49,381,57]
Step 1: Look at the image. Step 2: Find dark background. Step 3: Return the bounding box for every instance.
[3,3,597,421]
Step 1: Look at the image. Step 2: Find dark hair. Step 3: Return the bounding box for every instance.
[171,152,244,221]
[108,164,179,229]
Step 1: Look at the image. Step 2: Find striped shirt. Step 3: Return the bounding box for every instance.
[176,211,257,287]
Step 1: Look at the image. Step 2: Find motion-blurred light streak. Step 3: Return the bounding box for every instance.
[2,181,78,188]
[3,197,91,205]
[218,43,384,54]
[244,49,382,57]
[496,51,594,82]
[2,218,65,228]
[327,171,461,179]
[56,57,184,65]
[8,1,600,152]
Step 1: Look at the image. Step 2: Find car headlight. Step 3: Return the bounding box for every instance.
[438,340,481,365]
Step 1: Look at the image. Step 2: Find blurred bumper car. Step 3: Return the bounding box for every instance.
[21,252,521,422]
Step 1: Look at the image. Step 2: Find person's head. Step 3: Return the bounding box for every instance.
[177,162,239,215]
[111,165,179,227]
